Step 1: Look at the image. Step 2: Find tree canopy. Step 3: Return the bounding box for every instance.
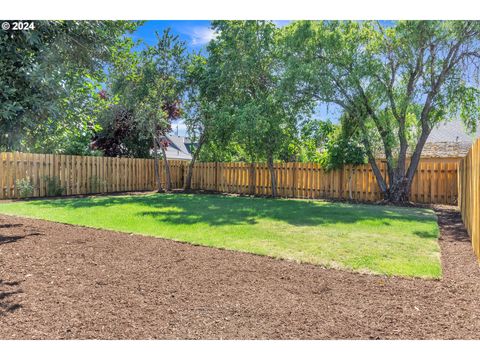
[199,20,311,195]
[282,20,480,201]
[0,20,140,153]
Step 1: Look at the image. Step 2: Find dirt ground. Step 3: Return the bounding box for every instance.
[1,205,479,339]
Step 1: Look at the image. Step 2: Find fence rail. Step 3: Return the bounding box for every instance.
[0,151,459,205]
[458,139,480,261]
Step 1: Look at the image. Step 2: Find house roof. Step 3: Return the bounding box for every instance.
[375,119,479,159]
[427,119,479,143]
[158,134,194,161]
[421,119,479,158]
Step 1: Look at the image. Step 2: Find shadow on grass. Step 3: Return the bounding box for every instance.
[17,193,437,228]
[412,230,438,239]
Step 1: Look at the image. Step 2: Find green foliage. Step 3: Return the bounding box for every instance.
[282,20,480,200]
[182,52,225,160]
[198,141,248,162]
[0,20,140,153]
[279,119,335,162]
[204,21,302,164]
[319,127,367,171]
[107,28,188,158]
[43,176,65,196]
[4,20,479,201]
[15,177,34,198]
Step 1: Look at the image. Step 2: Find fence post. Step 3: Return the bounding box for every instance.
[180,161,185,189]
[292,162,297,198]
[215,162,218,192]
[339,165,345,199]
[249,162,255,195]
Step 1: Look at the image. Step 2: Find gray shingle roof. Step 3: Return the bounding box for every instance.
[421,119,479,158]
[427,119,479,144]
[376,119,479,159]
[154,135,195,161]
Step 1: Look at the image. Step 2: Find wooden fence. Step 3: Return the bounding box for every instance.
[458,139,480,261]
[0,152,185,199]
[0,152,459,205]
[187,158,459,205]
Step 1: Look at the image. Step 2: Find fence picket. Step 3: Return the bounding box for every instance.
[459,139,480,262]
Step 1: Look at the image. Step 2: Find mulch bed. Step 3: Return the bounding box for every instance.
[1,205,479,339]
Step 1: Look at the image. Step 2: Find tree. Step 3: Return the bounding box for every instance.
[183,48,248,190]
[315,113,367,171]
[318,114,367,200]
[0,20,139,152]
[278,119,334,162]
[182,54,213,190]
[206,20,300,197]
[113,29,187,192]
[283,20,480,202]
[91,105,153,158]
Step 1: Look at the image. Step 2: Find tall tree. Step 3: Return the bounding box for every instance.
[113,29,187,192]
[283,20,480,202]
[183,54,210,191]
[0,20,139,152]
[206,20,299,196]
[182,50,243,190]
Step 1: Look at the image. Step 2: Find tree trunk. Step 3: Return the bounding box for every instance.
[386,176,410,203]
[267,155,277,197]
[160,144,172,192]
[406,126,431,188]
[184,157,196,192]
[359,122,387,196]
[184,134,205,191]
[153,137,162,192]
[385,126,432,203]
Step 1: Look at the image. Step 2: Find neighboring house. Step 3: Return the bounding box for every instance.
[376,119,479,160]
[156,134,196,161]
[420,119,480,159]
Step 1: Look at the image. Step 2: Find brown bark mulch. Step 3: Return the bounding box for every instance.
[1,205,479,339]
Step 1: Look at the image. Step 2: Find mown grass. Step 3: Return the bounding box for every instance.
[0,193,441,278]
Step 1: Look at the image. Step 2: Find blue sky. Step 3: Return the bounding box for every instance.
[131,20,294,52]
[131,21,217,135]
[130,20,337,136]
[131,20,217,53]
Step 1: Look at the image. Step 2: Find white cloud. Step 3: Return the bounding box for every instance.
[189,26,218,46]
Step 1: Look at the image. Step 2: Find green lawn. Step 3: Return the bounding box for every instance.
[0,193,441,278]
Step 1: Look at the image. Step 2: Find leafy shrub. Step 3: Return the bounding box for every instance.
[15,177,34,198]
[43,176,65,197]
[319,128,367,171]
